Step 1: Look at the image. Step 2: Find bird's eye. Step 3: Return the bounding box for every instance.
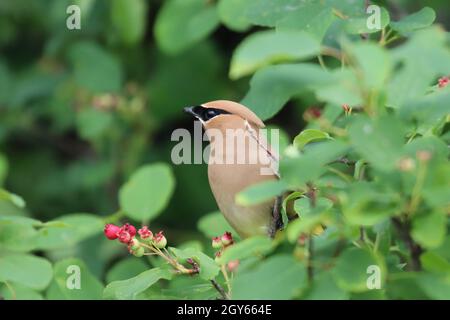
[204,109,219,121]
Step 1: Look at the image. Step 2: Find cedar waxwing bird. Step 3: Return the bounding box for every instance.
[184,100,284,238]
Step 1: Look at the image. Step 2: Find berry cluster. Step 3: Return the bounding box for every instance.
[104,223,167,257]
[211,232,239,272]
[438,76,449,88]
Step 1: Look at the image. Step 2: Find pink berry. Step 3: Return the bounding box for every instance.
[154,231,167,249]
[438,76,449,88]
[212,236,222,249]
[117,230,132,244]
[122,223,137,237]
[138,226,153,240]
[221,232,233,246]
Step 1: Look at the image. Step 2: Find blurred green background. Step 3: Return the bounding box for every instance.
[0,0,449,278]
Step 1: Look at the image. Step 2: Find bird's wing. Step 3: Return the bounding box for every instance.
[244,120,280,178]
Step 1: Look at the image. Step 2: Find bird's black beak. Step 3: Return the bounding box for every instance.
[184,106,202,120]
[183,106,196,117]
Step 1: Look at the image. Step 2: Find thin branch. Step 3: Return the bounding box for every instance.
[391,217,423,271]
[210,280,229,300]
[306,184,317,282]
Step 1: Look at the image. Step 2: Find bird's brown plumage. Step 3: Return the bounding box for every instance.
[196,100,279,238]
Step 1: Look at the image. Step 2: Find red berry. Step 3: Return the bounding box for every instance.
[221,232,233,246]
[122,223,137,237]
[104,224,121,240]
[304,107,322,120]
[138,226,153,240]
[117,230,132,244]
[438,76,449,88]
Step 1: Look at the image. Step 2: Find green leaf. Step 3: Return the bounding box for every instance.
[347,42,391,90]
[344,6,390,34]
[245,0,302,27]
[349,115,406,171]
[315,69,363,106]
[111,0,147,45]
[280,140,348,188]
[104,267,172,300]
[400,89,450,132]
[386,62,431,109]
[169,247,219,281]
[386,273,428,299]
[34,213,104,250]
[287,197,333,242]
[0,154,8,186]
[420,252,450,274]
[332,248,386,292]
[154,0,219,55]
[303,273,349,300]
[390,7,436,35]
[217,236,274,265]
[197,211,237,239]
[68,41,122,93]
[0,189,25,209]
[0,216,41,252]
[242,63,333,121]
[340,182,400,226]
[106,258,149,283]
[0,254,52,290]
[236,180,287,206]
[293,129,331,150]
[0,282,43,300]
[119,163,175,221]
[412,211,447,249]
[52,258,103,300]
[217,0,251,31]
[232,254,307,299]
[416,273,450,300]
[76,108,114,141]
[276,3,335,41]
[230,30,320,79]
